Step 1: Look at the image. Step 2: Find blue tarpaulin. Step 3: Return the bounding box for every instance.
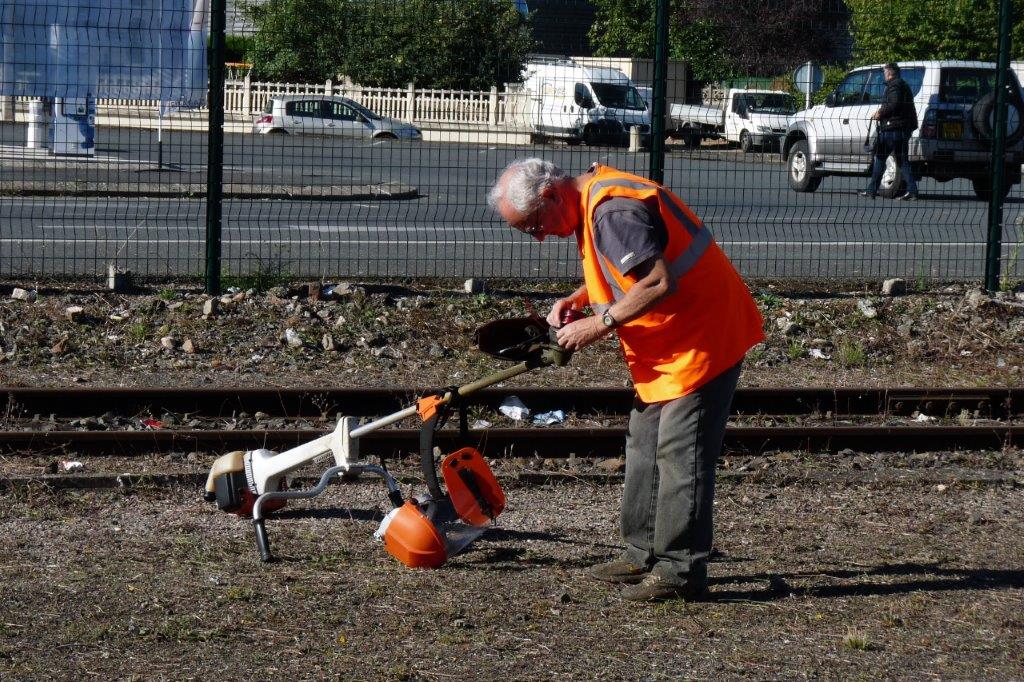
[0,0,207,107]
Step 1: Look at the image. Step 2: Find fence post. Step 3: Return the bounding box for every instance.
[325,78,332,96]
[407,83,416,122]
[489,86,499,126]
[242,72,251,116]
[985,0,1013,292]
[648,0,669,182]
[205,0,226,295]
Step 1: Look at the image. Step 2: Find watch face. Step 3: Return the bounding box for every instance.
[602,312,614,327]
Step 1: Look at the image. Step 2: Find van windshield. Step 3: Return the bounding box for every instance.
[590,83,646,110]
[739,93,797,115]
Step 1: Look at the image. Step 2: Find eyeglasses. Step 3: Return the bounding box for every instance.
[514,199,550,236]
[522,208,544,235]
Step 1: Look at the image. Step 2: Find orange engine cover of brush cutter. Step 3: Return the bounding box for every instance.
[383,501,448,568]
[442,447,506,526]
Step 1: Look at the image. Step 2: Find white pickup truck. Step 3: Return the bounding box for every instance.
[669,89,797,151]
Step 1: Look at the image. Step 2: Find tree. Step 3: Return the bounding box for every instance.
[589,0,846,82]
[242,0,533,89]
[242,0,346,83]
[847,0,1024,64]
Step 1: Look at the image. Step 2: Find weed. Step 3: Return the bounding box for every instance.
[157,288,177,301]
[746,346,766,363]
[881,611,905,628]
[757,291,783,309]
[836,340,867,367]
[1000,244,1021,292]
[786,341,803,360]
[127,322,149,344]
[222,255,293,293]
[842,627,872,651]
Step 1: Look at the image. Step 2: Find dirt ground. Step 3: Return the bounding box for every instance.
[0,469,1021,680]
[1,278,1022,679]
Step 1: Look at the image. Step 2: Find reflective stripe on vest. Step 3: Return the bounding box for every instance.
[585,176,713,303]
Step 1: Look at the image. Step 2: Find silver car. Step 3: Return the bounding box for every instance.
[253,95,422,140]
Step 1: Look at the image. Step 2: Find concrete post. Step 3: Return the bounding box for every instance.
[629,126,641,152]
[325,78,333,96]
[489,86,499,126]
[242,73,251,116]
[406,83,416,122]
[26,100,47,149]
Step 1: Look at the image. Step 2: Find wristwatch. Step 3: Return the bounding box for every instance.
[601,310,618,328]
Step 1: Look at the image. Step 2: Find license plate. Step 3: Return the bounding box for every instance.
[941,122,963,140]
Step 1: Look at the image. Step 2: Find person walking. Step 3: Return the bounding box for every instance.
[488,158,765,601]
[859,62,920,200]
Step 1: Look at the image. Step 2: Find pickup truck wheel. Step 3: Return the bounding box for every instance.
[787,140,821,192]
[740,131,753,153]
[878,154,905,199]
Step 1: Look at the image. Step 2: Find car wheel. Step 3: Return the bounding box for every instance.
[971,172,1014,201]
[267,128,288,135]
[374,133,398,141]
[878,154,906,199]
[787,140,821,192]
[740,130,753,153]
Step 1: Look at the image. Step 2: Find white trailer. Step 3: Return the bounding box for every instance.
[521,59,651,146]
[669,88,796,152]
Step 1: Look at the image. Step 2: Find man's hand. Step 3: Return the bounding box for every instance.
[555,315,608,351]
[871,110,880,121]
[546,297,575,328]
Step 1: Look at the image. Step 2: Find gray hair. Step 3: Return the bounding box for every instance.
[487,158,567,214]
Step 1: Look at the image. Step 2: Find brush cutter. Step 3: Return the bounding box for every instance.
[203,314,573,567]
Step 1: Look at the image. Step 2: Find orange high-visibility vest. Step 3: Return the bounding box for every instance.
[578,164,765,402]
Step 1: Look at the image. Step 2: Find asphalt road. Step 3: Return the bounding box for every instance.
[1,125,1021,280]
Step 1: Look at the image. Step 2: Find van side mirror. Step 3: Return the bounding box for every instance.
[825,92,836,107]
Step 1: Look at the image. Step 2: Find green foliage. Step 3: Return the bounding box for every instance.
[671,18,734,82]
[590,0,838,83]
[588,0,654,58]
[847,0,1024,64]
[224,35,253,64]
[242,0,342,83]
[243,0,533,88]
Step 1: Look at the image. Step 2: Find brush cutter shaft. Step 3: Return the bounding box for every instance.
[350,360,536,440]
[350,404,418,439]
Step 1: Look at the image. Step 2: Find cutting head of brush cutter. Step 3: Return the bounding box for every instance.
[474,314,573,366]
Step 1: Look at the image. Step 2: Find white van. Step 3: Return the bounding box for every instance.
[521,59,651,146]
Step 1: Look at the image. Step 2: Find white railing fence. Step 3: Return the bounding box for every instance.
[11,78,534,129]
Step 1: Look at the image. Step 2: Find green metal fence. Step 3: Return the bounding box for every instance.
[0,0,1021,290]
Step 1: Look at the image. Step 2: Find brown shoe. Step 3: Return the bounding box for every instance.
[621,574,710,602]
[588,558,649,584]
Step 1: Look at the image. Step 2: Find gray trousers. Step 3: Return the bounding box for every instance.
[620,362,741,585]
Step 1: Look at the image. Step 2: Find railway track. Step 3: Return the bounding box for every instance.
[0,387,1020,456]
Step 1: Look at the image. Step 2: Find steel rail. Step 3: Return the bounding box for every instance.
[1,387,1021,419]
[0,425,1018,456]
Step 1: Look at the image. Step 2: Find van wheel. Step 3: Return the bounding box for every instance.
[878,154,905,199]
[787,140,821,192]
[971,171,1014,201]
[739,131,753,153]
[583,125,599,146]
